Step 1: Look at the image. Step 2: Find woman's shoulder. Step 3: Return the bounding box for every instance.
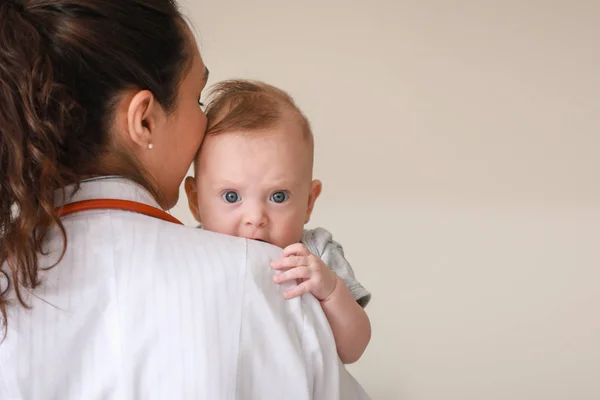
[106,212,284,274]
[60,208,248,270]
[57,209,287,298]
[123,216,249,266]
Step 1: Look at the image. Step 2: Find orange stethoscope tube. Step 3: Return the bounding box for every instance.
[58,199,183,225]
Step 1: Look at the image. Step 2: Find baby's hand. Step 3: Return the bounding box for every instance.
[271,243,338,301]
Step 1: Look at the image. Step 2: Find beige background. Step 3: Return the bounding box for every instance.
[173,1,600,399]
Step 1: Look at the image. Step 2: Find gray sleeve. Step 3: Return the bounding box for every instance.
[301,228,371,308]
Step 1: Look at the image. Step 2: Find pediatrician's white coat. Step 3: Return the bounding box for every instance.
[0,177,369,400]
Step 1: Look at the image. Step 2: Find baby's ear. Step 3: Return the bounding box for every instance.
[184,176,202,223]
[305,179,322,224]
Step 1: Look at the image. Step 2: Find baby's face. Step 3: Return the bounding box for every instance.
[186,121,321,249]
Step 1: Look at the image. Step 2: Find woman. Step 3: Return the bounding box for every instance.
[0,0,368,399]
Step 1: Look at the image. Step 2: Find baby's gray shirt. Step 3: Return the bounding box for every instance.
[301,227,371,308]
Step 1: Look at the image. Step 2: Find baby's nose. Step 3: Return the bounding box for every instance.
[244,208,267,227]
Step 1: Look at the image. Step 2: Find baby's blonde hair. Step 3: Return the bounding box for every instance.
[195,79,314,174]
[205,79,312,139]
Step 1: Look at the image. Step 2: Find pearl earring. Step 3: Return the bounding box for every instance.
[148,143,153,149]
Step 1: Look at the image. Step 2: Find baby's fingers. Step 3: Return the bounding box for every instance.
[270,255,310,270]
[284,281,309,300]
[282,243,311,258]
[273,266,310,284]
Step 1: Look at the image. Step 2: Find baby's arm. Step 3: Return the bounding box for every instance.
[319,274,371,364]
[271,243,371,364]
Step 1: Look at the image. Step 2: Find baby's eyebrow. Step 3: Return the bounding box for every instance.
[209,180,241,190]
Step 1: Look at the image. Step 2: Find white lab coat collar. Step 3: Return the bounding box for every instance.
[55,176,161,209]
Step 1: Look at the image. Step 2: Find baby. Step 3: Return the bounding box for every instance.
[184,80,371,364]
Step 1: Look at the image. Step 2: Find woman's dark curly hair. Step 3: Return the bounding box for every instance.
[0,0,192,339]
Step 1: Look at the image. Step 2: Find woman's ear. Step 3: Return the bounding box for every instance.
[184,176,202,223]
[305,179,322,223]
[126,90,163,149]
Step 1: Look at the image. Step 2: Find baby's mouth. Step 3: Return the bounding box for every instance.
[248,233,268,243]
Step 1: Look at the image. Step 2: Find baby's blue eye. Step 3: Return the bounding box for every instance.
[270,191,289,204]
[222,191,241,203]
